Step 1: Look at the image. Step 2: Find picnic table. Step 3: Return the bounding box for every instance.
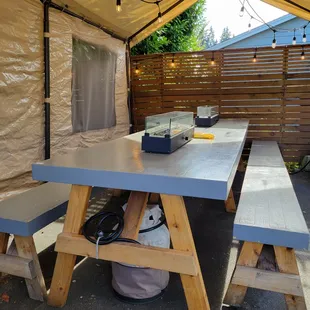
[32,119,248,309]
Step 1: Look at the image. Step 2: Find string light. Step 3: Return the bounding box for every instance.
[303,26,307,43]
[248,16,253,30]
[292,29,296,45]
[301,46,305,60]
[116,0,164,23]
[171,54,175,67]
[116,0,121,12]
[239,0,245,17]
[238,0,310,49]
[156,2,163,23]
[272,30,277,49]
[211,52,215,65]
[135,63,139,74]
[253,48,257,62]
[157,12,163,23]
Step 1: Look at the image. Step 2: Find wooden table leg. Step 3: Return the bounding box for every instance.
[112,189,123,197]
[160,194,210,310]
[237,159,246,172]
[0,233,9,277]
[48,185,92,307]
[149,193,160,204]
[225,189,236,213]
[274,246,306,310]
[15,235,47,301]
[121,191,149,239]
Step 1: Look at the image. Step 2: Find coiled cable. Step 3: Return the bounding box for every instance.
[82,210,166,245]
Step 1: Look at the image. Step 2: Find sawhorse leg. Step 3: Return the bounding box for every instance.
[15,235,47,301]
[48,186,149,307]
[48,185,92,307]
[0,233,9,277]
[225,189,236,213]
[161,194,210,310]
[149,193,160,204]
[225,242,306,309]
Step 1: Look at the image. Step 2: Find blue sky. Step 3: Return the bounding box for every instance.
[205,0,286,40]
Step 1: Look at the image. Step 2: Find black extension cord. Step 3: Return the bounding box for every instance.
[82,210,166,245]
[289,160,310,175]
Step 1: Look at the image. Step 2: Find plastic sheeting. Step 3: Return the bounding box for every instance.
[49,7,129,156]
[0,0,44,198]
[0,0,129,199]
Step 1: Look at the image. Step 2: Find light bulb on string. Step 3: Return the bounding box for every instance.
[116,0,121,12]
[292,29,296,45]
[211,52,215,65]
[301,47,305,60]
[248,17,253,31]
[158,11,163,23]
[303,26,307,43]
[156,2,163,23]
[272,30,277,49]
[171,54,175,67]
[239,5,245,17]
[253,48,257,63]
[135,63,139,74]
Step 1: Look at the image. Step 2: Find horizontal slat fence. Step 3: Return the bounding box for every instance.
[131,45,310,161]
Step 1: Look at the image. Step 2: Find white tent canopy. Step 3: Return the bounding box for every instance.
[52,0,199,46]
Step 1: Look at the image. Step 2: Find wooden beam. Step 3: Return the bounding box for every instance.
[121,191,148,239]
[160,194,210,310]
[232,265,304,297]
[0,233,9,253]
[0,254,36,280]
[237,159,246,172]
[224,242,263,306]
[262,0,310,21]
[225,189,236,213]
[149,193,160,204]
[0,233,9,277]
[15,235,47,302]
[112,189,123,197]
[55,233,197,276]
[48,185,92,307]
[274,246,306,310]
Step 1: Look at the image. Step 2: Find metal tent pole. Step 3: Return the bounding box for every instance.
[43,0,51,160]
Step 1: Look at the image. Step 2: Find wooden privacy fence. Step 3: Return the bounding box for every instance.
[130,45,310,161]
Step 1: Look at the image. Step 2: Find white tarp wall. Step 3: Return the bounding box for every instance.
[0,0,129,200]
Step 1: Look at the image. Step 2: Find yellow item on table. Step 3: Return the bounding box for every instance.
[194,132,215,140]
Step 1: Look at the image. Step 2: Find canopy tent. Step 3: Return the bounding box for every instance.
[262,0,310,20]
[0,0,199,199]
[51,0,199,46]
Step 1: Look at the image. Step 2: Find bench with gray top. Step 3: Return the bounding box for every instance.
[224,140,309,309]
[0,182,71,301]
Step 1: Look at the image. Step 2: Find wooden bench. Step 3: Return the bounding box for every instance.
[0,182,71,301]
[224,141,309,309]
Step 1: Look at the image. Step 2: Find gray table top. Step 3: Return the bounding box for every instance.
[32,119,248,200]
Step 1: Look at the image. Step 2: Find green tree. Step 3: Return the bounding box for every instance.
[131,0,206,55]
[203,26,218,49]
[220,26,233,43]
